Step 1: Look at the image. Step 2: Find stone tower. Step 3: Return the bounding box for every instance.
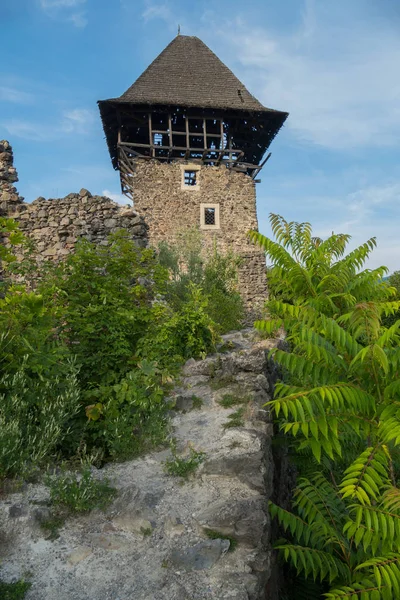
[98,35,288,311]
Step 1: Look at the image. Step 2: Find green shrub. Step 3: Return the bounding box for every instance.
[0,228,221,472]
[164,445,205,479]
[85,359,171,461]
[158,230,244,333]
[0,580,31,600]
[222,407,245,428]
[250,214,400,598]
[47,467,116,512]
[203,528,237,552]
[218,393,249,408]
[250,213,394,318]
[0,365,80,478]
[41,231,169,389]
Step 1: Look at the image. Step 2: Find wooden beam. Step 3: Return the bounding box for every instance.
[168,113,173,150]
[148,113,154,157]
[185,116,189,151]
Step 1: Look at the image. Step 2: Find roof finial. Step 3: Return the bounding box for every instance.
[177,24,181,36]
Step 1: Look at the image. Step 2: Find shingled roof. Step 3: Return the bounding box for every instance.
[102,35,281,113]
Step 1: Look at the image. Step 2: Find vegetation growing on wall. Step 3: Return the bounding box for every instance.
[158,228,244,333]
[0,226,243,478]
[251,214,400,599]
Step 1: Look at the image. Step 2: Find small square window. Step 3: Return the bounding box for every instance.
[200,203,220,230]
[184,170,197,186]
[204,207,215,225]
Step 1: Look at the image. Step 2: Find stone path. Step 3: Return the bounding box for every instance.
[0,330,279,600]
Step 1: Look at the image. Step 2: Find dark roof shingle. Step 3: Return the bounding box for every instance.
[104,35,281,113]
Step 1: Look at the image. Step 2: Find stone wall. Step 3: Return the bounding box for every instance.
[15,192,147,260]
[0,329,280,600]
[1,141,267,311]
[0,140,24,216]
[131,160,268,311]
[0,141,148,261]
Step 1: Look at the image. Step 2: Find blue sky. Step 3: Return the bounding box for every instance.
[2,0,400,271]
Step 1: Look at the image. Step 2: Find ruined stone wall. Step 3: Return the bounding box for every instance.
[131,160,268,311]
[15,193,147,260]
[1,142,267,312]
[0,329,280,600]
[0,141,148,260]
[0,140,24,216]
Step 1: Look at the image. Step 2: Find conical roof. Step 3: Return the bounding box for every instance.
[104,35,280,114]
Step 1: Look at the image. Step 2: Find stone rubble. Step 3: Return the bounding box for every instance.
[0,329,280,600]
[0,141,148,261]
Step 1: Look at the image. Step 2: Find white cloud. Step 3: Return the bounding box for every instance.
[68,12,88,28]
[2,107,96,141]
[62,108,95,134]
[141,1,183,31]
[142,3,171,23]
[39,0,88,28]
[204,5,400,150]
[102,189,131,205]
[40,0,85,9]
[0,86,33,104]
[2,119,55,142]
[258,177,400,272]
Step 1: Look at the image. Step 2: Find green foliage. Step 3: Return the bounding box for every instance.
[0,217,25,265]
[158,229,244,333]
[138,285,218,363]
[222,406,245,428]
[270,473,400,599]
[0,230,220,473]
[0,365,80,478]
[250,214,400,598]
[203,528,238,552]
[382,271,400,328]
[39,515,65,540]
[250,213,394,317]
[0,580,31,600]
[191,396,203,410]
[164,445,205,478]
[41,231,168,389]
[47,467,116,512]
[217,393,249,408]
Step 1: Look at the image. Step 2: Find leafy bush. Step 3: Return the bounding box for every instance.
[138,284,218,364]
[251,214,400,598]
[47,467,116,512]
[158,229,244,333]
[0,365,80,478]
[0,579,31,600]
[164,445,205,479]
[250,213,394,317]
[0,229,219,473]
[0,217,25,265]
[41,231,169,389]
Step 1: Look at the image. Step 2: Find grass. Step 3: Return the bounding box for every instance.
[204,528,238,552]
[209,376,236,391]
[39,515,65,540]
[0,580,31,600]
[222,406,245,429]
[164,446,205,479]
[217,393,250,408]
[191,395,203,410]
[46,467,117,513]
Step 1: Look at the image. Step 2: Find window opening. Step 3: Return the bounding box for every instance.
[204,207,215,225]
[184,170,197,186]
